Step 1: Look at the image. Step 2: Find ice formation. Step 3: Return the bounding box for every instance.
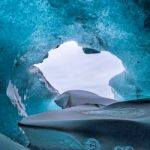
[0,0,150,145]
[19,98,150,150]
[0,133,28,150]
[55,90,116,108]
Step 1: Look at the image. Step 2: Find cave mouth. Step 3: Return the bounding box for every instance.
[35,41,125,99]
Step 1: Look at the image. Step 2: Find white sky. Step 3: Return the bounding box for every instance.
[36,41,124,99]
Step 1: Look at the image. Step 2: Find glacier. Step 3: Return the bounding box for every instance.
[0,0,150,147]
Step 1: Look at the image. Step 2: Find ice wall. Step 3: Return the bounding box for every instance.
[0,0,150,143]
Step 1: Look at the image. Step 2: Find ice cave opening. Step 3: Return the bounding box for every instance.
[35,41,125,99]
[1,0,150,149]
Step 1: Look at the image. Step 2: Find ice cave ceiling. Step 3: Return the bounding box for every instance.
[0,0,150,144]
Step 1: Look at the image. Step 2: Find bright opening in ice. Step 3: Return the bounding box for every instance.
[36,41,125,99]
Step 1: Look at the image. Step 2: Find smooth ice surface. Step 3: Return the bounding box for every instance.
[36,41,124,99]
[19,100,150,150]
[0,0,150,143]
[0,133,28,150]
[55,90,116,109]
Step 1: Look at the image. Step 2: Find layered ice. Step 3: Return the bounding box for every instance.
[3,65,59,144]
[7,81,27,117]
[0,0,150,144]
[19,99,150,150]
[55,90,116,109]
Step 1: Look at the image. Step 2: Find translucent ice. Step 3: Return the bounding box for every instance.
[0,0,150,144]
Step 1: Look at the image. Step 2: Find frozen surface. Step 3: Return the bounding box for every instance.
[0,133,28,150]
[0,0,150,143]
[19,100,150,150]
[55,90,116,108]
[4,66,59,144]
[7,81,27,117]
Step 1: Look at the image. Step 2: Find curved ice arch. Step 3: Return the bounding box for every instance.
[0,0,150,143]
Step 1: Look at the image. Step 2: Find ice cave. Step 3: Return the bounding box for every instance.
[0,0,150,150]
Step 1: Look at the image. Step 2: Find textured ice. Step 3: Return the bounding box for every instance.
[0,0,150,144]
[4,65,59,144]
[7,81,27,117]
